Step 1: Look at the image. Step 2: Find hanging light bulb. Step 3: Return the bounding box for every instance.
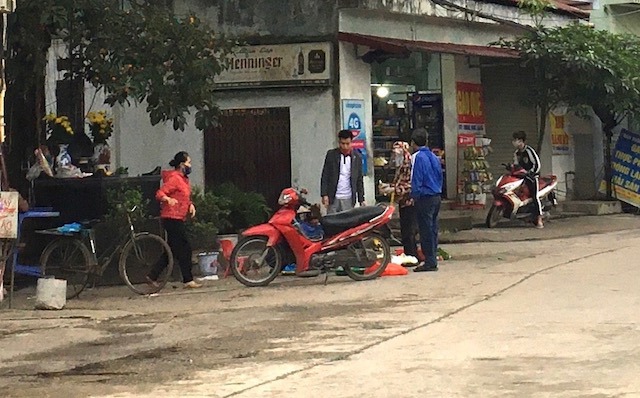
[376,86,389,98]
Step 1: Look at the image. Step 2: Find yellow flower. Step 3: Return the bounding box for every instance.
[55,117,62,124]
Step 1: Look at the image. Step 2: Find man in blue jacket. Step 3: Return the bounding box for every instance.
[410,128,443,272]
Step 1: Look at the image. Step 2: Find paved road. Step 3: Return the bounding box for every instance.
[1,218,639,397]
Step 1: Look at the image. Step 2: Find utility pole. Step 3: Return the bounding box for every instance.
[0,0,17,306]
[0,0,17,190]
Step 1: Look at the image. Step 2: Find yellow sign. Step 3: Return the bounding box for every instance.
[550,114,570,154]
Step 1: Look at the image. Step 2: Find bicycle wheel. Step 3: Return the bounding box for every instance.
[343,231,391,281]
[230,236,282,287]
[40,238,92,299]
[119,233,174,295]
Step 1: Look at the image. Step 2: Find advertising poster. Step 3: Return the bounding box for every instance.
[599,129,640,208]
[215,42,332,89]
[456,82,485,136]
[0,191,19,239]
[342,99,368,175]
[550,114,571,155]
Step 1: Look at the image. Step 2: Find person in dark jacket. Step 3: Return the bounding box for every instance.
[512,130,544,228]
[321,129,365,214]
[148,151,202,289]
[410,128,443,272]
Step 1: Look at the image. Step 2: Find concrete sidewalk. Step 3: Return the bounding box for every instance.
[439,213,639,244]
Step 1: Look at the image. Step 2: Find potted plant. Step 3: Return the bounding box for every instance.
[115,166,129,177]
[213,182,271,234]
[43,113,74,172]
[186,187,231,251]
[185,188,229,278]
[87,110,114,175]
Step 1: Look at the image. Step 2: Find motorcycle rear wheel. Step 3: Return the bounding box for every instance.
[343,232,391,281]
[230,236,282,287]
[486,204,504,228]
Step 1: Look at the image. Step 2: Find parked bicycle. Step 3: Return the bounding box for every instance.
[39,206,174,298]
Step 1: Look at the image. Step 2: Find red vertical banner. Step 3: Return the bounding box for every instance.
[456,82,485,125]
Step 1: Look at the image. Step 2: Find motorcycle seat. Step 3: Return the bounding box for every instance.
[322,206,386,236]
[539,175,557,189]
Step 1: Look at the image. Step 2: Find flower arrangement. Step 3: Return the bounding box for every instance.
[43,113,74,144]
[86,110,114,145]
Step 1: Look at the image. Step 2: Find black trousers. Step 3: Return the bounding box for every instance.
[399,205,418,257]
[150,218,194,283]
[523,174,542,217]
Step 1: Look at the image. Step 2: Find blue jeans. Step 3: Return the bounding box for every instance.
[415,195,441,267]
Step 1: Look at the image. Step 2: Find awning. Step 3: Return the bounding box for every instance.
[338,32,519,59]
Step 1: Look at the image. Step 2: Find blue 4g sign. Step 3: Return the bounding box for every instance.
[342,99,368,175]
[347,113,361,131]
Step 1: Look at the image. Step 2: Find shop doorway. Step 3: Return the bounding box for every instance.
[204,108,291,210]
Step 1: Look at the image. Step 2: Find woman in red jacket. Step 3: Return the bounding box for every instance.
[148,151,201,288]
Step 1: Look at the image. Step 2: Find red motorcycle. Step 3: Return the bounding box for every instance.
[486,163,558,228]
[229,188,394,287]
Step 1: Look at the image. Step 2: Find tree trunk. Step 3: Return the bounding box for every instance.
[536,104,549,155]
[604,127,613,200]
[592,106,618,201]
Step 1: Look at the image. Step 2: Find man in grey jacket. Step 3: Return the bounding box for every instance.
[321,130,366,214]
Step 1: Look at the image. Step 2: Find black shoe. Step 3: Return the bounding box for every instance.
[414,264,438,272]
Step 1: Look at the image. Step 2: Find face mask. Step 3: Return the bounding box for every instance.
[183,166,192,176]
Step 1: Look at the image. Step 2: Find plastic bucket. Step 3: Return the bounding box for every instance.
[218,234,238,260]
[197,252,220,276]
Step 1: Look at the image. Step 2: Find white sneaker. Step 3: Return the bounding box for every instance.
[403,255,419,265]
[392,254,419,265]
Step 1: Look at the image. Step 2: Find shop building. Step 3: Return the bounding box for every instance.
[95,1,589,206]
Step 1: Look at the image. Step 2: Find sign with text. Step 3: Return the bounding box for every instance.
[457,82,485,137]
[342,99,368,175]
[600,129,640,208]
[0,191,19,239]
[215,42,332,89]
[550,114,571,155]
[457,133,476,147]
[456,82,485,125]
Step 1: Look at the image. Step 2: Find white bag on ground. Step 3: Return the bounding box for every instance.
[35,278,67,310]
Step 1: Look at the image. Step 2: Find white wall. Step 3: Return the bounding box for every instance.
[551,153,575,200]
[45,40,64,116]
[113,104,206,187]
[548,111,575,201]
[212,90,336,203]
[441,54,458,199]
[115,90,336,203]
[356,0,577,28]
[338,42,375,205]
[454,55,481,83]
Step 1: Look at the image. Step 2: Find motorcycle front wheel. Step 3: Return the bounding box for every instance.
[485,204,504,228]
[230,236,282,287]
